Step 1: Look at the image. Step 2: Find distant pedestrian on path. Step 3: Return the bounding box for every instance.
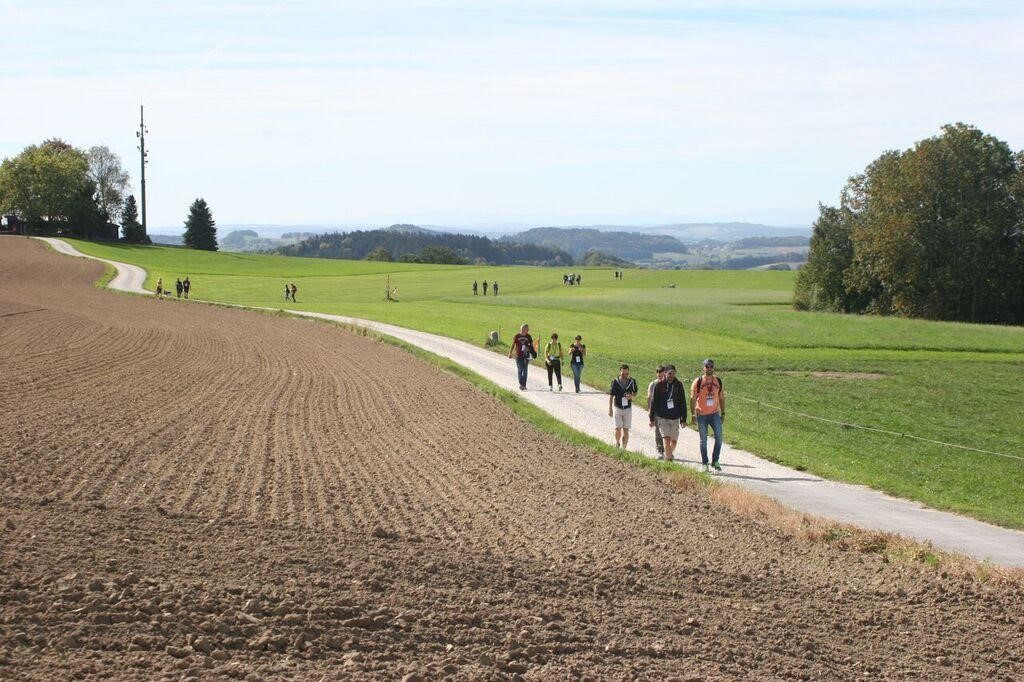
[569,335,586,392]
[508,324,535,390]
[284,283,292,301]
[155,277,163,298]
[544,333,564,391]
[609,364,638,448]
[648,364,687,462]
[647,365,667,459]
[482,280,488,296]
[492,281,499,296]
[472,280,478,295]
[183,277,191,299]
[290,283,297,302]
[175,278,183,299]
[691,359,726,472]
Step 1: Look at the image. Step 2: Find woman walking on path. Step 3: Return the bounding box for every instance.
[568,335,586,392]
[508,323,534,390]
[544,333,564,391]
[155,277,163,298]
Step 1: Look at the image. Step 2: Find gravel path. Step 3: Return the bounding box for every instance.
[40,237,1024,568]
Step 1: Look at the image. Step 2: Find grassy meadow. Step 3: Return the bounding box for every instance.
[69,240,1024,529]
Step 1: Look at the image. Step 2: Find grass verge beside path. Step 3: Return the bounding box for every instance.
[65,239,1024,529]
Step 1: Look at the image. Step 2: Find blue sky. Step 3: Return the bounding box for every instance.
[2,1,1022,230]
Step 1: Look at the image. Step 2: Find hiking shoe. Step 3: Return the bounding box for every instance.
[558,385,563,391]
[711,462,722,472]
[656,455,664,461]
[549,386,553,391]
[575,388,580,393]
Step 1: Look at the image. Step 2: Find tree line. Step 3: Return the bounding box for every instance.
[1,138,218,250]
[795,124,1024,325]
[278,229,574,266]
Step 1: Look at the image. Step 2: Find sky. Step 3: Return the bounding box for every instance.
[2,1,1022,231]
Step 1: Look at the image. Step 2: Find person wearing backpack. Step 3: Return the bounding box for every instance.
[543,333,564,391]
[691,358,726,472]
[568,335,586,392]
[648,365,687,462]
[608,364,638,448]
[508,323,535,390]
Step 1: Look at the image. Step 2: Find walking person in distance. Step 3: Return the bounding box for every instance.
[544,333,564,391]
[182,276,191,299]
[608,364,638,448]
[648,365,687,462]
[568,335,586,393]
[508,323,534,391]
[175,278,184,299]
[691,359,726,472]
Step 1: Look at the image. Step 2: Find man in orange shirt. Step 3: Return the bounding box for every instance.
[691,359,726,472]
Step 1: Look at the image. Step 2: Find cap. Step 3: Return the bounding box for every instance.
[703,359,715,367]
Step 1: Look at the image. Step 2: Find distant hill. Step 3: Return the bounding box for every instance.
[503,227,687,262]
[640,223,810,243]
[149,234,183,246]
[278,228,572,266]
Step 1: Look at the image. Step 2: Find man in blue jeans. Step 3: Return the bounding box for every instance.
[508,323,535,390]
[690,358,726,471]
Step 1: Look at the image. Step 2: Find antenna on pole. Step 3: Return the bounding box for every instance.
[136,104,149,240]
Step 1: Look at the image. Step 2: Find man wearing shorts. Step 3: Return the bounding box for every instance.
[608,364,638,448]
[646,365,666,459]
[648,365,687,462]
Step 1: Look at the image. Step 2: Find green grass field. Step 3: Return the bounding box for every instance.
[69,240,1024,529]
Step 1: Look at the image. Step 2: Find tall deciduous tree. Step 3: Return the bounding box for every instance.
[182,198,218,251]
[86,145,130,223]
[797,124,1024,325]
[0,140,102,235]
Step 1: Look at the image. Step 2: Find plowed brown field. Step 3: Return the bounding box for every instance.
[1,236,1022,680]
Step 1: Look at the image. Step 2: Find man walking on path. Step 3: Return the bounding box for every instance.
[648,365,687,462]
[608,364,638,448]
[568,335,586,392]
[183,277,191,299]
[175,278,184,299]
[492,281,499,296]
[544,333,564,391]
[472,280,478,296]
[647,365,667,459]
[290,283,297,302]
[508,323,534,390]
[285,283,292,301]
[482,280,488,296]
[691,359,726,472]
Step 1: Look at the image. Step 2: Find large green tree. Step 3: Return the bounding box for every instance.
[0,139,104,236]
[182,198,218,251]
[797,124,1024,324]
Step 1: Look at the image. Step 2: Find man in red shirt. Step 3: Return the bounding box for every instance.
[508,323,535,391]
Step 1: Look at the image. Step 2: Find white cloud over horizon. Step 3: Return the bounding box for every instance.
[2,1,1022,228]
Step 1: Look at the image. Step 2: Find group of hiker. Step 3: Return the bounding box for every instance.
[509,323,725,471]
[562,273,582,285]
[284,283,298,302]
[154,276,191,299]
[471,280,498,296]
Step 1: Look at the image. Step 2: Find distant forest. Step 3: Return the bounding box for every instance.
[277,228,573,266]
[503,227,688,260]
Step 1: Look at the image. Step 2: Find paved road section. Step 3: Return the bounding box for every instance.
[43,238,1024,567]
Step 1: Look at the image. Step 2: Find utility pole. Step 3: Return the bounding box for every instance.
[136,105,149,239]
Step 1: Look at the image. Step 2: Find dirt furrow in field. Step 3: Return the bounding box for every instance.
[1,236,1022,680]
